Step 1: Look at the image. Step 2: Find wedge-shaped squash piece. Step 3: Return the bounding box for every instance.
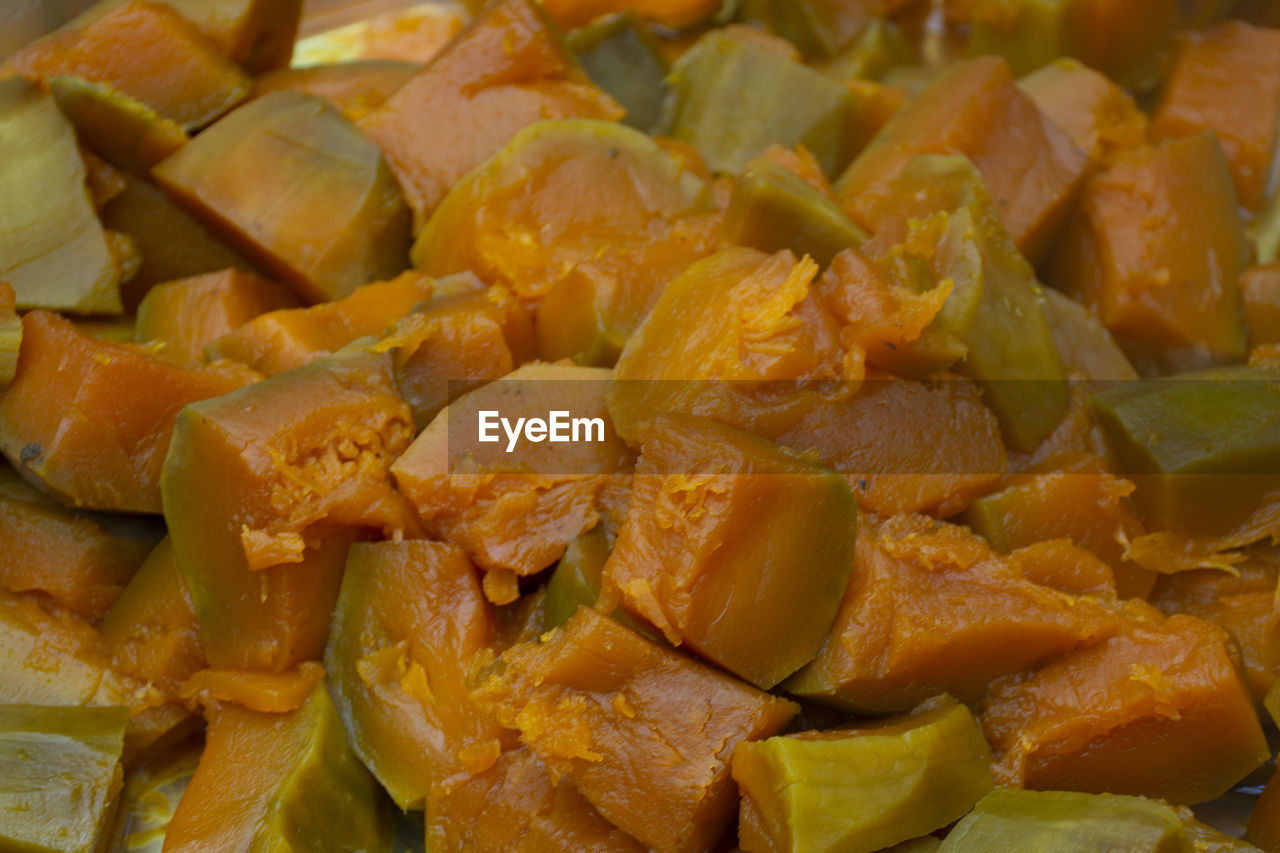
[1039,288,1138,382]
[862,156,1069,452]
[658,30,856,177]
[941,789,1193,853]
[99,176,254,311]
[1049,133,1249,363]
[607,247,850,441]
[392,362,634,584]
[325,541,511,810]
[1248,765,1280,851]
[415,119,716,366]
[963,452,1156,599]
[99,537,206,700]
[208,270,435,376]
[1018,58,1148,171]
[1153,21,1280,212]
[0,284,18,390]
[567,13,669,132]
[0,589,191,762]
[723,157,868,267]
[785,514,1129,713]
[603,414,856,688]
[1091,367,1280,539]
[162,347,418,670]
[48,76,187,176]
[1150,549,1280,705]
[8,1,250,131]
[982,614,1269,804]
[154,91,412,304]
[135,269,299,367]
[0,705,128,853]
[163,681,391,852]
[472,607,798,853]
[0,311,254,513]
[68,0,303,74]
[359,0,622,225]
[0,78,121,314]
[0,466,150,620]
[426,748,645,852]
[775,376,1008,518]
[733,698,994,853]
[837,56,1087,262]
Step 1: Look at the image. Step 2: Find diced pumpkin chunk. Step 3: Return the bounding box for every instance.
[0,311,254,513]
[162,348,418,670]
[732,698,994,853]
[785,514,1129,712]
[392,362,633,581]
[8,1,251,130]
[414,119,716,366]
[1018,57,1148,170]
[0,78,122,314]
[1048,133,1248,362]
[1152,21,1280,211]
[163,681,391,851]
[472,607,798,853]
[48,76,188,176]
[135,269,299,367]
[208,270,435,376]
[982,614,1269,804]
[359,0,622,225]
[0,705,128,853]
[0,466,150,620]
[603,414,856,688]
[836,56,1087,262]
[153,91,412,304]
[250,60,419,122]
[325,541,511,810]
[426,748,645,852]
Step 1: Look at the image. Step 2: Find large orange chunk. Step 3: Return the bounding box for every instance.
[69,0,303,73]
[391,362,634,591]
[0,589,192,761]
[607,247,850,442]
[7,1,251,130]
[835,56,1087,262]
[427,748,645,852]
[0,311,254,513]
[325,541,512,810]
[963,452,1157,599]
[1149,546,1280,706]
[1049,133,1249,365]
[784,514,1129,713]
[1018,57,1148,171]
[982,614,1269,804]
[163,681,391,851]
[134,269,299,367]
[208,270,436,376]
[472,607,798,853]
[359,0,622,226]
[775,376,1008,518]
[162,348,418,671]
[1153,21,1280,212]
[414,120,719,365]
[153,92,412,304]
[99,536,205,700]
[602,414,856,689]
[0,466,150,620]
